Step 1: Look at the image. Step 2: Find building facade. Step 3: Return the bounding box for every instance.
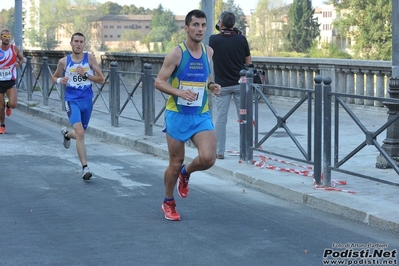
[20,1,350,54]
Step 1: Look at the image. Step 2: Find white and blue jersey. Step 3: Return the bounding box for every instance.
[65,52,93,101]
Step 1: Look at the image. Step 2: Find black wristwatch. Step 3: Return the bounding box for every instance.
[84,72,89,79]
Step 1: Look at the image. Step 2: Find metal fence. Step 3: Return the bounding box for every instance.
[16,57,399,187]
[17,56,168,136]
[239,71,399,187]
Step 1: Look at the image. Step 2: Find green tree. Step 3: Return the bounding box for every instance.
[283,0,320,53]
[145,5,178,52]
[308,42,352,59]
[121,29,144,42]
[25,0,101,50]
[214,0,224,33]
[164,29,186,52]
[223,0,247,35]
[117,4,152,15]
[248,0,287,56]
[331,0,391,60]
[24,0,69,50]
[0,8,14,34]
[117,29,144,52]
[64,0,102,49]
[100,1,122,15]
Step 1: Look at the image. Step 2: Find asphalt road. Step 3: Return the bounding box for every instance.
[1,110,398,266]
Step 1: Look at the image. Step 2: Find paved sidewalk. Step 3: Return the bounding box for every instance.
[15,95,399,234]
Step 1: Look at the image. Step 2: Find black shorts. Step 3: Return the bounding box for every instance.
[0,80,16,94]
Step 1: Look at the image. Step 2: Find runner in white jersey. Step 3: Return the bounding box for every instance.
[0,29,24,134]
[52,32,105,181]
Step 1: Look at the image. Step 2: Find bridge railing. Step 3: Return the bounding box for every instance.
[16,55,399,186]
[17,56,167,136]
[239,71,399,187]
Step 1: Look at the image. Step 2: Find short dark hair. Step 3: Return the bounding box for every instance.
[220,11,235,29]
[71,32,85,42]
[1,29,10,35]
[185,9,207,26]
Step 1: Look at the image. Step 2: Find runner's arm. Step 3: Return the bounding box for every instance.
[87,53,105,84]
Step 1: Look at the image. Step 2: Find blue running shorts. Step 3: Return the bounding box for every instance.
[65,99,93,130]
[163,110,214,142]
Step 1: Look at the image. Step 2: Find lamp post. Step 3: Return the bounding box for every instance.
[14,0,23,51]
[202,0,214,46]
[376,0,399,168]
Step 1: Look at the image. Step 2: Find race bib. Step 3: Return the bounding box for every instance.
[0,68,12,80]
[67,67,91,87]
[177,81,205,107]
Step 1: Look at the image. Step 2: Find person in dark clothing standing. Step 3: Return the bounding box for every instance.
[209,11,251,159]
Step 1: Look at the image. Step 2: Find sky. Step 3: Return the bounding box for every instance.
[3,0,326,16]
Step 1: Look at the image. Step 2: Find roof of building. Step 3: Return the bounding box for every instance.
[95,14,185,22]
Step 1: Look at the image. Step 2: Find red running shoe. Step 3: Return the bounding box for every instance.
[5,100,11,117]
[177,166,190,198]
[6,107,11,117]
[161,200,181,221]
[0,125,5,134]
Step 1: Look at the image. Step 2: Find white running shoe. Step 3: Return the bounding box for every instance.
[61,127,71,149]
[82,166,92,181]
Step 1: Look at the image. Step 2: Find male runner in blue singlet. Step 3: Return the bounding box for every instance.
[52,32,105,181]
[155,10,222,221]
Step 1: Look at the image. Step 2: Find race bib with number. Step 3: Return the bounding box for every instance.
[67,67,91,88]
[0,68,12,80]
[177,81,206,107]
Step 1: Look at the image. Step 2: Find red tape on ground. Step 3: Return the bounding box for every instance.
[232,151,356,194]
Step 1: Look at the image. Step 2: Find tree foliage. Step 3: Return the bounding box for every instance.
[99,2,153,15]
[24,0,69,50]
[67,0,102,46]
[100,1,123,15]
[331,0,391,60]
[308,42,352,59]
[143,5,178,52]
[164,30,187,52]
[117,30,145,52]
[283,0,320,53]
[214,0,224,33]
[24,0,101,50]
[213,0,247,35]
[0,8,14,34]
[248,0,287,56]
[223,0,247,35]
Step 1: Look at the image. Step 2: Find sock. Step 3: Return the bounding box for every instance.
[0,124,5,127]
[164,197,174,203]
[6,102,9,108]
[181,165,189,176]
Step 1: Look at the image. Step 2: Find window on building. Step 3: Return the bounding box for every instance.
[110,25,114,29]
[110,35,113,38]
[117,35,121,38]
[117,26,121,29]
[323,24,332,31]
[104,35,108,38]
[104,25,108,29]
[124,25,129,29]
[132,24,137,29]
[145,26,149,29]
